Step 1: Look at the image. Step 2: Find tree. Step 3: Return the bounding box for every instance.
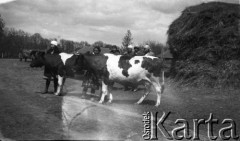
[60,39,74,53]
[31,33,43,45]
[104,44,113,49]
[79,41,90,48]
[0,14,5,55]
[92,41,104,48]
[122,30,133,48]
[0,14,4,38]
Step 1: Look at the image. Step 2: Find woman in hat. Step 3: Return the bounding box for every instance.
[47,40,60,54]
[144,45,154,56]
[42,40,60,94]
[81,46,102,98]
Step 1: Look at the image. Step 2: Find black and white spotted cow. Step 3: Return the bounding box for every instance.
[30,52,81,96]
[78,53,165,107]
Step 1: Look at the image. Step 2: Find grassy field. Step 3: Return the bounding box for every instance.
[0,59,64,139]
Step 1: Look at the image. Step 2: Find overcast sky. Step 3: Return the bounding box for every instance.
[0,0,238,46]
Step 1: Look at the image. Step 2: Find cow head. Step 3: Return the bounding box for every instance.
[75,53,99,73]
[73,54,86,72]
[30,52,45,68]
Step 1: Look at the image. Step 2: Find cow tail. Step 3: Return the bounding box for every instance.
[161,71,165,93]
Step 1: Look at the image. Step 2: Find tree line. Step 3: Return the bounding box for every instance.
[0,14,166,58]
[0,15,116,58]
[0,27,96,58]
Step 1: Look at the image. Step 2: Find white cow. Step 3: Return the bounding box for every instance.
[78,53,165,107]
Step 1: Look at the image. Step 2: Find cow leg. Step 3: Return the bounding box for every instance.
[107,84,113,103]
[54,75,63,96]
[106,81,115,103]
[151,76,164,107]
[63,77,66,85]
[136,81,151,105]
[107,93,113,103]
[99,81,108,104]
[53,77,58,93]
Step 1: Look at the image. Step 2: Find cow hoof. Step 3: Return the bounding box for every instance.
[132,88,138,92]
[155,104,160,107]
[54,93,61,96]
[98,101,103,104]
[107,94,113,103]
[135,102,140,105]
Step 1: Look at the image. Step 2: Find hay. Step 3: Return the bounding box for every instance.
[167,2,240,87]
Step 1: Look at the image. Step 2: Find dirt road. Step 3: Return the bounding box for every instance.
[0,59,239,140]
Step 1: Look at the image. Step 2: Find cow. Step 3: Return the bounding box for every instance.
[19,49,44,62]
[29,50,45,60]
[30,52,82,96]
[77,53,165,107]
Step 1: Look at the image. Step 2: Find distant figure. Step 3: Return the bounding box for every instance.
[110,46,120,55]
[42,40,60,94]
[47,40,60,54]
[124,44,135,57]
[144,44,154,56]
[133,46,141,56]
[92,46,102,55]
[18,52,23,61]
[81,46,101,97]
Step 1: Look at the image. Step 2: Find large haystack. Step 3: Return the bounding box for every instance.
[167,2,240,87]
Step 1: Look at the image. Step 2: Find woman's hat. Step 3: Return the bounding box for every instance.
[50,40,58,46]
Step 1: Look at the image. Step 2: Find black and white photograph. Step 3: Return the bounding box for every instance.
[0,0,239,140]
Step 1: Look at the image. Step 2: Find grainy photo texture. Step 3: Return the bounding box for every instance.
[0,0,239,140]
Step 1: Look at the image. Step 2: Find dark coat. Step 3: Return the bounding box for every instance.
[44,46,61,77]
[46,46,60,55]
[81,53,102,89]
